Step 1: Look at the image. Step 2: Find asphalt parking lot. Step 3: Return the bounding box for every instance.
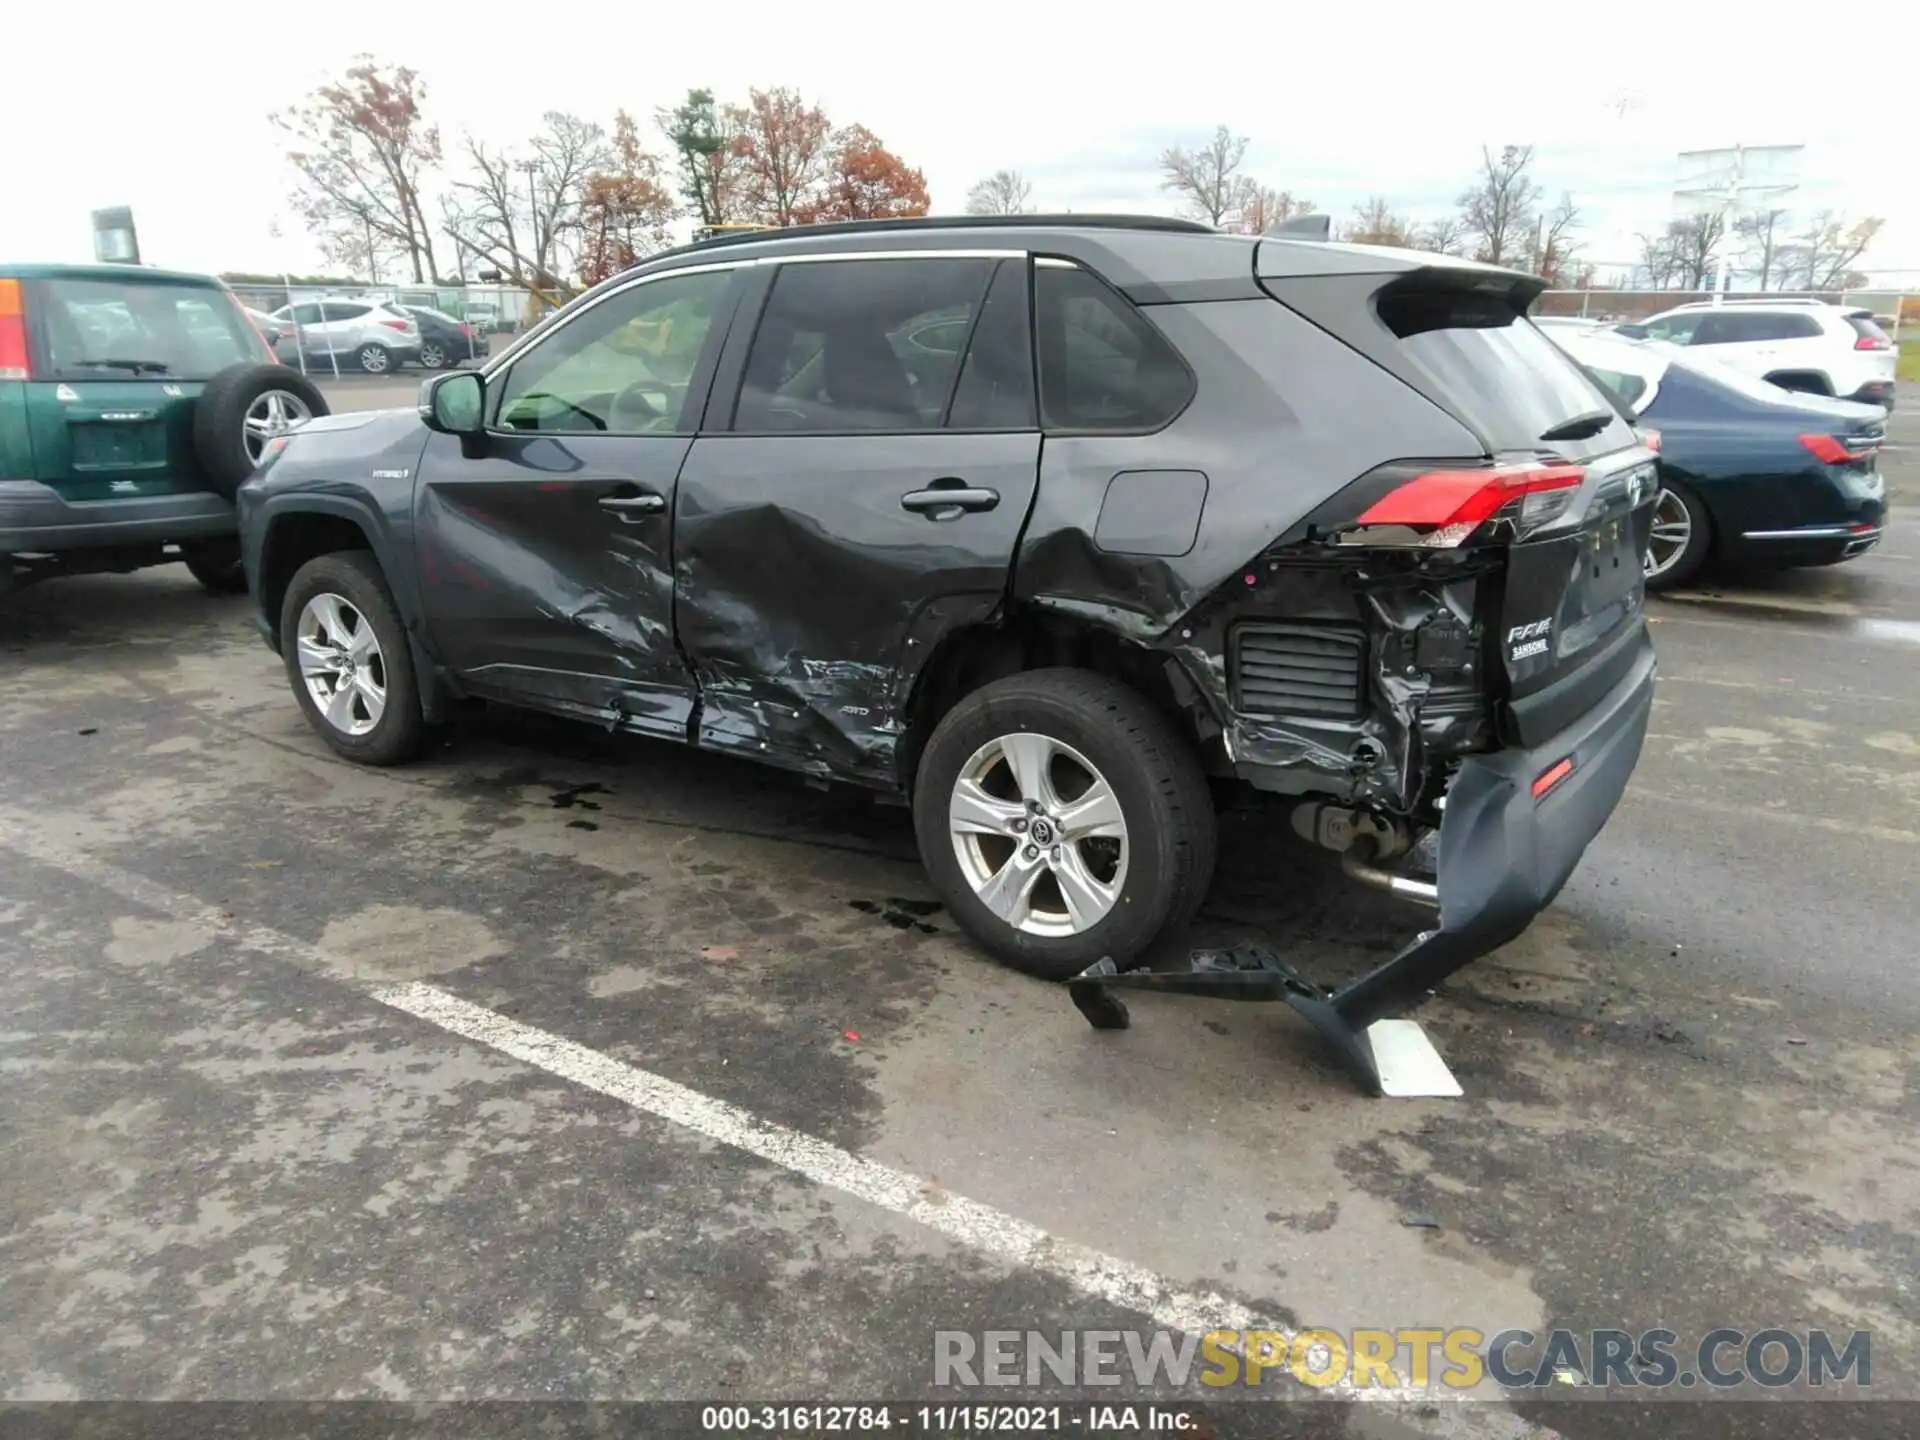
[3,379,1917,1437]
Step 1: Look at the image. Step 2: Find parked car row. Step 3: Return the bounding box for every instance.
[1536,298,1898,409]
[1546,328,1885,589]
[246,299,490,375]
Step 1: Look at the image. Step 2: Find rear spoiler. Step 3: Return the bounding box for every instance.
[1271,213,1332,240]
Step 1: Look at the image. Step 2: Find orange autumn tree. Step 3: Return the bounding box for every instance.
[577,110,679,286]
[798,125,930,224]
[732,87,834,228]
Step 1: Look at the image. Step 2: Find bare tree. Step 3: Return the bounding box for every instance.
[1457,144,1540,266]
[1415,215,1467,256]
[1635,230,1678,289]
[1344,196,1413,247]
[1666,213,1727,289]
[1780,211,1884,290]
[1734,208,1791,290]
[445,112,609,289]
[1160,126,1251,227]
[1237,184,1312,235]
[273,58,443,282]
[1534,195,1581,285]
[965,169,1034,216]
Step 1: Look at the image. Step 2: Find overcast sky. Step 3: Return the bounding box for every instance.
[6,2,1916,285]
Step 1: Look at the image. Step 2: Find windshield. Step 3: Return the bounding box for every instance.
[1379,286,1633,458]
[35,277,260,380]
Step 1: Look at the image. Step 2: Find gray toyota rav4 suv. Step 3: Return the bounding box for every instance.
[239,215,1657,1083]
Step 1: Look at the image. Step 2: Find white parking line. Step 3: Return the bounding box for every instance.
[0,813,1545,1427]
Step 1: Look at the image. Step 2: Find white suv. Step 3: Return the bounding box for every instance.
[1624,300,1897,409]
[268,298,422,375]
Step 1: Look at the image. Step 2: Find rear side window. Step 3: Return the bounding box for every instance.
[31,278,260,381]
[1034,264,1193,431]
[1377,288,1630,456]
[947,260,1036,430]
[324,302,371,322]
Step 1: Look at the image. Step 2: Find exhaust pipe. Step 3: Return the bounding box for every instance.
[1340,839,1440,909]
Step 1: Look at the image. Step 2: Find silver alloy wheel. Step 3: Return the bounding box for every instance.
[242,388,313,465]
[948,732,1129,937]
[419,342,447,369]
[295,593,387,737]
[1643,488,1692,580]
[359,344,391,374]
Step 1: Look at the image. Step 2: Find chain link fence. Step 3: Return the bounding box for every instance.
[224,281,554,377]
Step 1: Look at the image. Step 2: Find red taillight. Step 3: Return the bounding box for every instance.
[380,318,409,332]
[458,323,474,339]
[1532,756,1575,801]
[0,279,32,380]
[1798,433,1852,465]
[1635,427,1662,453]
[1854,336,1890,351]
[1354,462,1585,547]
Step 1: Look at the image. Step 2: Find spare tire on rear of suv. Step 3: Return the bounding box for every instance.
[193,364,329,498]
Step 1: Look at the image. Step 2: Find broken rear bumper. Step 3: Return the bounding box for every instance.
[1070,622,1657,1093]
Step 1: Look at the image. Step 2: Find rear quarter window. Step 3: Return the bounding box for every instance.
[31,277,261,381]
[1034,264,1193,432]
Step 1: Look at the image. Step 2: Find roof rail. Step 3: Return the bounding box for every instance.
[636,212,1220,267]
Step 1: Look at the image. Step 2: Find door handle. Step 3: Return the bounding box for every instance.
[901,484,999,517]
[599,492,666,519]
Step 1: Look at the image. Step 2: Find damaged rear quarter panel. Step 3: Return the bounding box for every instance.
[1013,295,1484,798]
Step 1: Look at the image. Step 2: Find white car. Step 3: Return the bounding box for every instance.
[268,298,422,375]
[1621,299,1896,410]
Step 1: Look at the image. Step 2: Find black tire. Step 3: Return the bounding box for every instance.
[278,550,425,766]
[191,364,329,498]
[418,341,449,370]
[181,538,247,595]
[356,343,394,374]
[913,668,1216,981]
[1643,481,1712,592]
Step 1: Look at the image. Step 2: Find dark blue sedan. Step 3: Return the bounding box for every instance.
[1553,332,1887,590]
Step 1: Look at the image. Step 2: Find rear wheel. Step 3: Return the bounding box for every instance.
[418,341,448,370]
[182,538,246,595]
[357,343,394,374]
[1643,482,1711,591]
[279,550,425,766]
[913,669,1216,980]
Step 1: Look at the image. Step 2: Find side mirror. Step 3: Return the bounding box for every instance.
[420,370,484,435]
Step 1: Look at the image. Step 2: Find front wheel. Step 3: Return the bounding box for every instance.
[913,669,1216,980]
[279,550,425,765]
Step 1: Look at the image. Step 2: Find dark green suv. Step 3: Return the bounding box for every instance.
[1,262,329,593]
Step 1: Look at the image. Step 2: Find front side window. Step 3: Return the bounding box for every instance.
[323,302,370,323]
[34,279,260,380]
[733,258,997,433]
[1034,264,1193,431]
[495,268,734,434]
